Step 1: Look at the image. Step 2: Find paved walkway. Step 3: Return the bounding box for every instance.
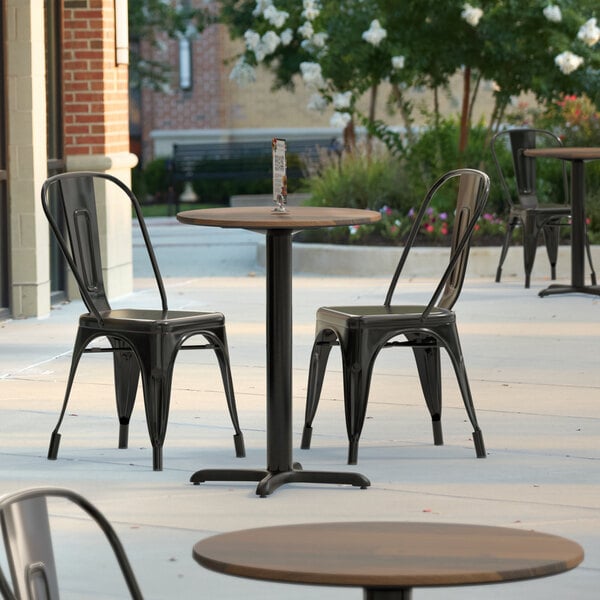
[0,218,599,598]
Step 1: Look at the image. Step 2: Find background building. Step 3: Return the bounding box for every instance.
[1,0,136,319]
[133,3,498,166]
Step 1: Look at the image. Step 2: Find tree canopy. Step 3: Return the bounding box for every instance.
[221,0,600,151]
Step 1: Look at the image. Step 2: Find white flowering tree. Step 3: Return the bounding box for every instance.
[220,0,600,155]
[223,0,402,148]
[470,1,599,145]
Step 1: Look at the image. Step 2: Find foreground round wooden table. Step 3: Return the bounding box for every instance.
[177,206,380,496]
[193,522,584,598]
[523,147,600,297]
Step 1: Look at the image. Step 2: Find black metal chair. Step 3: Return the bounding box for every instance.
[0,487,143,600]
[300,169,490,464]
[490,127,596,288]
[42,171,245,470]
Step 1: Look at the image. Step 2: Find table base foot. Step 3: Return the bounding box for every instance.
[365,587,412,599]
[257,468,371,498]
[190,467,370,497]
[539,284,600,297]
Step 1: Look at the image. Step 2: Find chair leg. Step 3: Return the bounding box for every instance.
[110,338,140,449]
[48,331,89,461]
[301,330,336,449]
[585,233,597,285]
[495,221,516,283]
[436,323,486,458]
[410,338,443,446]
[140,370,171,471]
[211,332,246,458]
[341,342,377,465]
[522,217,540,289]
[132,339,172,471]
[542,223,560,281]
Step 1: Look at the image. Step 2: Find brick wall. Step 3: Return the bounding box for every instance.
[63,0,129,157]
[139,22,229,162]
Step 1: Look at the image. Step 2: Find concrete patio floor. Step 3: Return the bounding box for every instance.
[1,218,599,598]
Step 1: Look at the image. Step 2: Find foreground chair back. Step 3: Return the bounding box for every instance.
[490,127,596,287]
[41,171,245,470]
[0,487,143,600]
[300,169,490,464]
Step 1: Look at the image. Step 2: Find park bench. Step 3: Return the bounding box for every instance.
[169,137,339,188]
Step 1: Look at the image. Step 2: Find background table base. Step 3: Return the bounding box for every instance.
[539,283,600,297]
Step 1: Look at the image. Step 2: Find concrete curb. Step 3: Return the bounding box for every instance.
[257,240,600,279]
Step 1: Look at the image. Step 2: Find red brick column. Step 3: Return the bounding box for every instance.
[62,0,137,301]
[63,0,129,158]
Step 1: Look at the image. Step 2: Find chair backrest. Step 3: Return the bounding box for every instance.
[384,169,490,313]
[0,487,143,600]
[41,172,168,324]
[490,128,568,210]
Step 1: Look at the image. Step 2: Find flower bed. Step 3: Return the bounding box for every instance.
[295,205,508,247]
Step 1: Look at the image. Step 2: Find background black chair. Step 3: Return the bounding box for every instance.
[0,487,143,599]
[42,171,245,470]
[300,169,490,464]
[490,127,596,288]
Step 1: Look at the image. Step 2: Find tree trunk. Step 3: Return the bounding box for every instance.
[458,66,471,156]
[366,83,378,157]
[343,118,356,152]
[391,83,416,147]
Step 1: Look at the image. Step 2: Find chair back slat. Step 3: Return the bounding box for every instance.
[0,488,144,600]
[0,496,59,600]
[491,128,567,211]
[59,176,109,310]
[384,169,490,313]
[510,129,539,205]
[41,172,169,323]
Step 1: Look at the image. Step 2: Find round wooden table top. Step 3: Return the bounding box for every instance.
[193,521,584,589]
[524,147,600,161]
[177,206,381,230]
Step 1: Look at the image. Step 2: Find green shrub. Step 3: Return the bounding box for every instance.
[305,143,412,213]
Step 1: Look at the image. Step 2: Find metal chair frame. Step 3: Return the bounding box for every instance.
[300,169,490,464]
[41,171,245,470]
[490,127,596,288]
[0,487,143,600]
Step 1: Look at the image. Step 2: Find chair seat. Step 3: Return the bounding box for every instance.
[80,309,225,332]
[317,305,454,329]
[514,204,570,215]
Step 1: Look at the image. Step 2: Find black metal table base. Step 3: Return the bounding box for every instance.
[539,284,600,297]
[190,228,371,497]
[190,465,370,498]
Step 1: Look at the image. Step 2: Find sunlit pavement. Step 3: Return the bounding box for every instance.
[0,218,598,599]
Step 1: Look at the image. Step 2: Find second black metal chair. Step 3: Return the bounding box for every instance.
[42,172,245,470]
[490,127,596,288]
[301,169,490,464]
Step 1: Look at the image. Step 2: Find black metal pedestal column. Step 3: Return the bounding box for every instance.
[191,227,370,496]
[266,230,293,472]
[365,588,412,599]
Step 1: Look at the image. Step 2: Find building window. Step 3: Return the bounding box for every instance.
[115,0,129,65]
[179,36,192,90]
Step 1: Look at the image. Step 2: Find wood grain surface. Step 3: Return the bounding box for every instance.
[193,521,584,588]
[177,206,381,230]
